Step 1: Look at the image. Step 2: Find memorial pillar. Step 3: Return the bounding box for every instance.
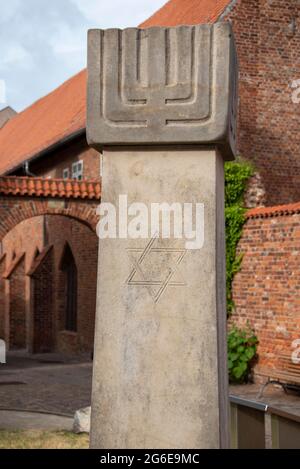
[87,23,237,449]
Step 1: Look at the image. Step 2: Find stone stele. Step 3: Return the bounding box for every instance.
[87,23,237,160]
[87,23,237,449]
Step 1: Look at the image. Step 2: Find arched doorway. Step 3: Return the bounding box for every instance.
[0,214,98,355]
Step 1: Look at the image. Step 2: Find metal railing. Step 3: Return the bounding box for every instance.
[230,395,300,449]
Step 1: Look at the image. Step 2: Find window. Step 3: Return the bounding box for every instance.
[60,243,77,332]
[72,161,83,180]
[63,168,69,179]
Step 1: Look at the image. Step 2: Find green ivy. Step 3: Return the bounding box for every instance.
[225,160,254,206]
[228,325,259,383]
[225,160,254,314]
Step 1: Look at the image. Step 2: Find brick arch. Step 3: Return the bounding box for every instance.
[0,200,99,242]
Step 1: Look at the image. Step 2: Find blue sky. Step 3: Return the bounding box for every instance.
[0,0,166,112]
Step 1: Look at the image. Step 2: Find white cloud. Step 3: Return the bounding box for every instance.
[49,22,89,69]
[70,0,165,27]
[0,0,167,111]
[49,23,86,55]
[0,43,34,71]
[0,0,21,24]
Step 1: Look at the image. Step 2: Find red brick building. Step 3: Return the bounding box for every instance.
[0,0,300,381]
[0,177,100,354]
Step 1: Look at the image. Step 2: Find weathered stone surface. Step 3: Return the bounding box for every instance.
[90,148,229,449]
[73,406,91,434]
[88,22,236,449]
[87,24,237,160]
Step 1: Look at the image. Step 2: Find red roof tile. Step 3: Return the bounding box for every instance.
[0,176,101,200]
[246,202,300,219]
[0,0,231,176]
[140,0,231,28]
[0,70,86,175]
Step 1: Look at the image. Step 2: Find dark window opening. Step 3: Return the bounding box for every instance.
[60,243,77,332]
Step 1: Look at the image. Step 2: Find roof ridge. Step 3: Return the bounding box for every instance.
[0,175,101,183]
[247,202,300,220]
[0,176,101,200]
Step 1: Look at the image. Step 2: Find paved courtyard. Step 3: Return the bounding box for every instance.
[0,352,93,416]
[0,410,73,431]
[1,352,300,426]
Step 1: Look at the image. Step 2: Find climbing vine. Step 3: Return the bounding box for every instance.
[225,159,254,315]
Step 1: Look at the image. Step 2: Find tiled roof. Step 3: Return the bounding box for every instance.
[0,70,86,176]
[246,202,300,219]
[0,0,232,176]
[0,176,101,200]
[140,0,232,28]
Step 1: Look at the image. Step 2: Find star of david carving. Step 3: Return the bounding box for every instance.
[126,236,187,304]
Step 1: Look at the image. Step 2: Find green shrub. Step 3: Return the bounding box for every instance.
[228,325,259,383]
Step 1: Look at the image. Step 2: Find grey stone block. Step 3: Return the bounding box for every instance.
[73,406,91,434]
[90,148,230,449]
[87,24,237,160]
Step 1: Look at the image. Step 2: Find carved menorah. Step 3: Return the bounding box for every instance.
[87,23,237,160]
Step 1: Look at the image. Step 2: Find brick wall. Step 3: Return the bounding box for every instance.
[0,210,98,353]
[2,216,44,271]
[232,210,300,382]
[0,255,6,340]
[47,215,98,354]
[224,0,300,205]
[0,191,99,353]
[30,247,54,353]
[0,195,99,241]
[8,256,26,350]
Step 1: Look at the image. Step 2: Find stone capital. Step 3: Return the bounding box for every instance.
[87,23,238,160]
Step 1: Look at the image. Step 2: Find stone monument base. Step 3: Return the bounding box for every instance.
[90,147,229,449]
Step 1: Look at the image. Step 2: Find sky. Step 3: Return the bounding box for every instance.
[0,0,166,112]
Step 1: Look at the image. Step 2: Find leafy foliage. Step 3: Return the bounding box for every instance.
[228,325,259,383]
[225,160,254,314]
[225,160,254,206]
